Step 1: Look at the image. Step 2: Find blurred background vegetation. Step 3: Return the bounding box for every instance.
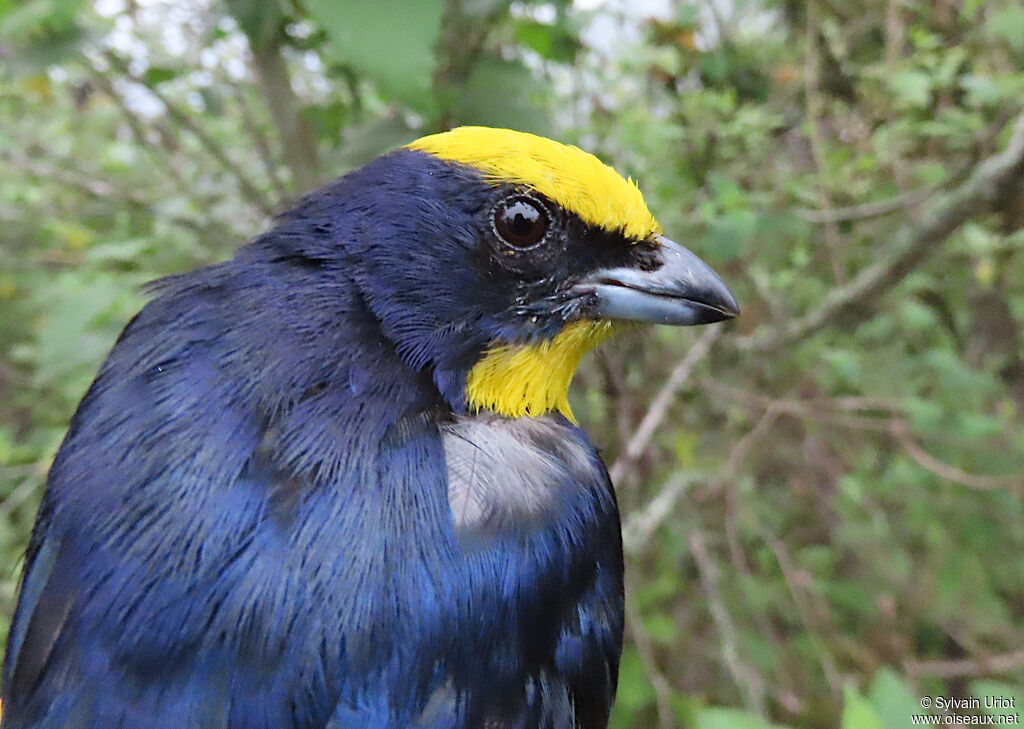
[2,0,1024,727]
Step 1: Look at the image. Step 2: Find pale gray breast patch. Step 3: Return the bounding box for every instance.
[441,414,602,534]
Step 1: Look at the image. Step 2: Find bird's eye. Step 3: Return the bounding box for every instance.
[492,196,549,248]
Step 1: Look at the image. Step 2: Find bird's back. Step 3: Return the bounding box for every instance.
[1,228,624,729]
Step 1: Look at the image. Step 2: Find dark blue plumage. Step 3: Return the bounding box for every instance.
[2,149,626,728]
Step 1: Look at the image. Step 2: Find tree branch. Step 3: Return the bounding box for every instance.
[247,35,322,192]
[229,82,290,202]
[103,52,277,217]
[905,649,1024,680]
[890,420,1024,493]
[609,326,723,483]
[793,184,939,224]
[621,471,710,554]
[623,584,675,729]
[689,529,767,717]
[6,149,208,235]
[803,0,846,284]
[737,109,1024,353]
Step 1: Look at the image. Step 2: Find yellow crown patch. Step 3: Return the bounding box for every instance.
[408,127,662,242]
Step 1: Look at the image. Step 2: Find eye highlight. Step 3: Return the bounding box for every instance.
[492,195,550,249]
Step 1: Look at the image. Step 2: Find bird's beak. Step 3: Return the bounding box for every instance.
[572,236,740,326]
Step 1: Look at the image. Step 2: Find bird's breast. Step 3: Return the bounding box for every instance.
[441,413,605,539]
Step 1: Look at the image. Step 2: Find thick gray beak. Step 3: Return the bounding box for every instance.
[572,236,739,325]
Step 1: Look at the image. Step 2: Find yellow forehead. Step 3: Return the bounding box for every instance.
[407,127,662,241]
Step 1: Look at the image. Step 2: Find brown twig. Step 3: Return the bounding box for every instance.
[905,649,1024,680]
[246,34,322,191]
[689,529,767,716]
[890,420,1024,493]
[702,382,1024,492]
[737,109,1024,353]
[103,52,277,217]
[759,529,844,699]
[700,380,898,433]
[595,347,636,467]
[793,184,939,223]
[624,581,675,729]
[609,327,723,483]
[803,0,846,284]
[621,471,710,555]
[229,82,290,203]
[718,399,787,575]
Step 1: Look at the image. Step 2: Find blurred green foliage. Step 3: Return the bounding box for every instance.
[1,1,1023,727]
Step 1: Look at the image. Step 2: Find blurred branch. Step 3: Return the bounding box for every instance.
[0,475,43,519]
[88,69,196,200]
[883,0,911,190]
[689,529,767,716]
[719,398,784,576]
[609,327,723,483]
[704,382,1024,492]
[758,528,844,699]
[803,0,845,283]
[623,582,675,729]
[794,184,939,223]
[595,346,636,459]
[738,109,1024,353]
[702,380,896,432]
[229,83,290,202]
[890,420,1024,493]
[905,649,1024,679]
[245,32,322,192]
[709,389,843,702]
[432,0,501,129]
[102,52,277,217]
[5,149,208,235]
[622,471,710,554]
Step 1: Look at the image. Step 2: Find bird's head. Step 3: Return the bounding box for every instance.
[310,127,738,421]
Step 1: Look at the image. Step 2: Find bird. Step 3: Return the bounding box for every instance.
[0,126,738,729]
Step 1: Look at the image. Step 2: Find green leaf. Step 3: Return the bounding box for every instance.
[0,0,82,38]
[971,680,1024,719]
[675,3,701,26]
[902,397,943,432]
[514,20,579,62]
[0,0,87,73]
[986,4,1024,53]
[143,66,181,87]
[642,613,678,645]
[890,70,932,108]
[1,23,89,75]
[308,0,443,112]
[696,707,793,729]
[333,116,417,171]
[707,174,746,209]
[867,669,922,729]
[224,0,284,50]
[842,685,884,729]
[960,74,1002,107]
[705,210,755,263]
[448,56,551,135]
[611,647,656,713]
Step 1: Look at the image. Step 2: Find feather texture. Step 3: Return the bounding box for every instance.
[2,142,628,729]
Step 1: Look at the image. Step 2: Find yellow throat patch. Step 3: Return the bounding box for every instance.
[464,321,618,422]
[408,127,659,421]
